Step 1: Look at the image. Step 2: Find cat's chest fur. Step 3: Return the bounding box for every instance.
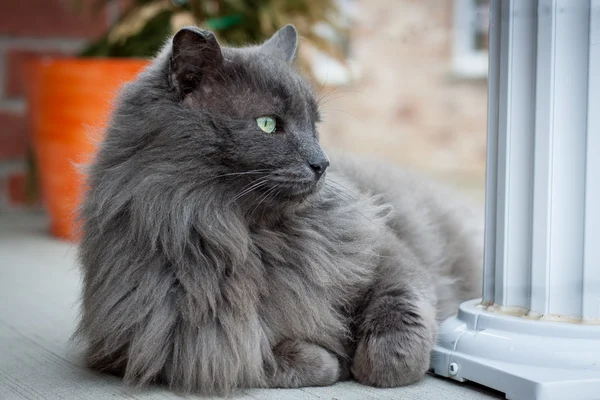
[246,197,389,353]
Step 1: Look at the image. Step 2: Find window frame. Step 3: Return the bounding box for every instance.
[452,0,490,78]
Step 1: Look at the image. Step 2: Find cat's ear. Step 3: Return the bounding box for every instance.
[260,25,298,63]
[169,26,223,95]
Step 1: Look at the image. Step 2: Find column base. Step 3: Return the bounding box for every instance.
[432,299,600,400]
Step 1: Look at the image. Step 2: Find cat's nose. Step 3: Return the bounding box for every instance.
[308,159,330,178]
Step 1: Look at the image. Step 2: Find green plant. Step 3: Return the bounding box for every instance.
[77,0,348,72]
[25,1,348,205]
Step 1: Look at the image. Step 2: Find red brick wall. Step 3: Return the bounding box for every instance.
[319,0,488,192]
[0,0,121,211]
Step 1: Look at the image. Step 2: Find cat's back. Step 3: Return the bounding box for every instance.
[327,152,483,319]
[328,152,483,232]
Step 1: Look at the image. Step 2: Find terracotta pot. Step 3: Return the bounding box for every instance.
[27,58,149,241]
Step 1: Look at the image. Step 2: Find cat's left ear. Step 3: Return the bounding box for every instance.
[169,26,223,95]
[260,25,298,63]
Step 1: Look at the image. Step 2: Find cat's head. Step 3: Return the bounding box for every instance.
[117,25,329,214]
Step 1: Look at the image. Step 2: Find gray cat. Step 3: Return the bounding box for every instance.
[77,25,483,395]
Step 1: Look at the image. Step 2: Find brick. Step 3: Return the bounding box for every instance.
[394,102,417,122]
[5,49,74,99]
[0,111,28,160]
[0,0,109,38]
[7,171,26,206]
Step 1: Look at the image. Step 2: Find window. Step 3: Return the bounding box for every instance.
[452,0,490,78]
[309,0,357,85]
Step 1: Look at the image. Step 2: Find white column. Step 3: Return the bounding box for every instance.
[432,1,600,400]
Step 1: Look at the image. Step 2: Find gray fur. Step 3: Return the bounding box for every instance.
[77,25,483,395]
[259,25,298,63]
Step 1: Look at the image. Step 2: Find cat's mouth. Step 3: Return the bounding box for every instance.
[267,175,324,201]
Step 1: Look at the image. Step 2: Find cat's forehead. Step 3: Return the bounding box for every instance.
[223,47,316,104]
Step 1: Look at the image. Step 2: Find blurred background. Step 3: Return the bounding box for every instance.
[0,0,489,239]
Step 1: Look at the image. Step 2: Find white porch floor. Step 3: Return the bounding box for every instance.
[0,213,502,400]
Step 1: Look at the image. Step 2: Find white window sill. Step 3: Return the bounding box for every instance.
[452,53,489,79]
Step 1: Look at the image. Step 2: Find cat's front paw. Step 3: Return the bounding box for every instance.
[351,331,432,387]
[269,340,340,388]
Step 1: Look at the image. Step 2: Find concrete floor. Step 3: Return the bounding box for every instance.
[0,213,502,400]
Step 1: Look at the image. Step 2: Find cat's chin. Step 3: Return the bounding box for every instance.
[254,182,321,213]
[283,177,325,204]
[267,175,323,200]
[278,188,316,205]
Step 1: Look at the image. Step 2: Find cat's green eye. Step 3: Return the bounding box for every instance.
[256,116,277,134]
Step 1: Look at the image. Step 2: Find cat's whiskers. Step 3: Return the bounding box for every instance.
[231,173,272,192]
[258,187,283,222]
[324,179,357,200]
[318,92,365,107]
[320,108,364,122]
[316,78,361,105]
[196,169,272,187]
[314,65,330,101]
[316,79,369,111]
[249,183,281,221]
[227,177,272,205]
[325,179,379,226]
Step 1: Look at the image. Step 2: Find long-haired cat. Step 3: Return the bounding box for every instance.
[77,25,482,395]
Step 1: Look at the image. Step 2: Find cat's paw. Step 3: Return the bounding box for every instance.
[269,340,340,388]
[351,331,432,387]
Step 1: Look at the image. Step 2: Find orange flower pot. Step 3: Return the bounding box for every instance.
[27,58,149,241]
